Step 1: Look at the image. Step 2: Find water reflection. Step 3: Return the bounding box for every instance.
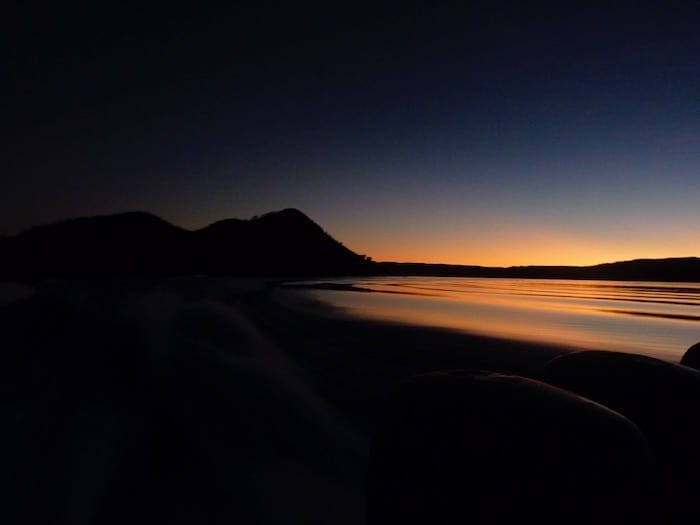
[290,278,700,362]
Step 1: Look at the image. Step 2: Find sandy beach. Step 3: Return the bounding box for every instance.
[1,277,581,524]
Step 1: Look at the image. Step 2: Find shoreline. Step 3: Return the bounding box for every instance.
[268,276,697,363]
[242,286,580,427]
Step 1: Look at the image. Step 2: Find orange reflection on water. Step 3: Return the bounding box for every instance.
[315,289,617,352]
[301,278,700,361]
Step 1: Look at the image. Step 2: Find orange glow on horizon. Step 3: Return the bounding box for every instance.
[357,246,699,268]
[343,227,699,268]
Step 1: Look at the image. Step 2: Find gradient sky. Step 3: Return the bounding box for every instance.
[5,2,700,266]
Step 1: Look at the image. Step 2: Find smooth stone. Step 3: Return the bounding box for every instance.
[680,341,700,370]
[541,350,700,524]
[366,370,661,525]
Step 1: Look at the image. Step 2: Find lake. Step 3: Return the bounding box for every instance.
[291,277,700,363]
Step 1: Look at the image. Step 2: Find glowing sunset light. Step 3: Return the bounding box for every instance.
[338,218,699,267]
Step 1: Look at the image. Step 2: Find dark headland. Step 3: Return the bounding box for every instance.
[1,208,698,282]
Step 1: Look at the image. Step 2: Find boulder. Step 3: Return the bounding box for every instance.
[542,350,700,524]
[680,341,700,370]
[366,370,660,524]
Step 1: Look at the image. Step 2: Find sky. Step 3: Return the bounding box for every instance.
[5,1,700,266]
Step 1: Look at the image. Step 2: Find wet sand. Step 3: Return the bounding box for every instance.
[244,286,577,429]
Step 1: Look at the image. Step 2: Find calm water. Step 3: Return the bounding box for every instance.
[295,277,700,362]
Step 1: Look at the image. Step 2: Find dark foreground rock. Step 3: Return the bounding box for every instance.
[366,370,661,525]
[680,341,700,370]
[541,350,700,524]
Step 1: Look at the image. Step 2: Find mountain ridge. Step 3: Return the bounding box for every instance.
[0,209,698,282]
[0,208,368,281]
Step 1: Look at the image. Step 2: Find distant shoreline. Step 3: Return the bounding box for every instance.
[368,258,700,282]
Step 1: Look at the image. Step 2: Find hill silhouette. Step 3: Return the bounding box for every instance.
[0,209,369,281]
[193,208,368,275]
[0,209,698,282]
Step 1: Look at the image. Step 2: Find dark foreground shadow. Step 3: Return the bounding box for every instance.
[0,282,367,525]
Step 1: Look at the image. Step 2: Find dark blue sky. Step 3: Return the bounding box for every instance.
[5,2,700,264]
